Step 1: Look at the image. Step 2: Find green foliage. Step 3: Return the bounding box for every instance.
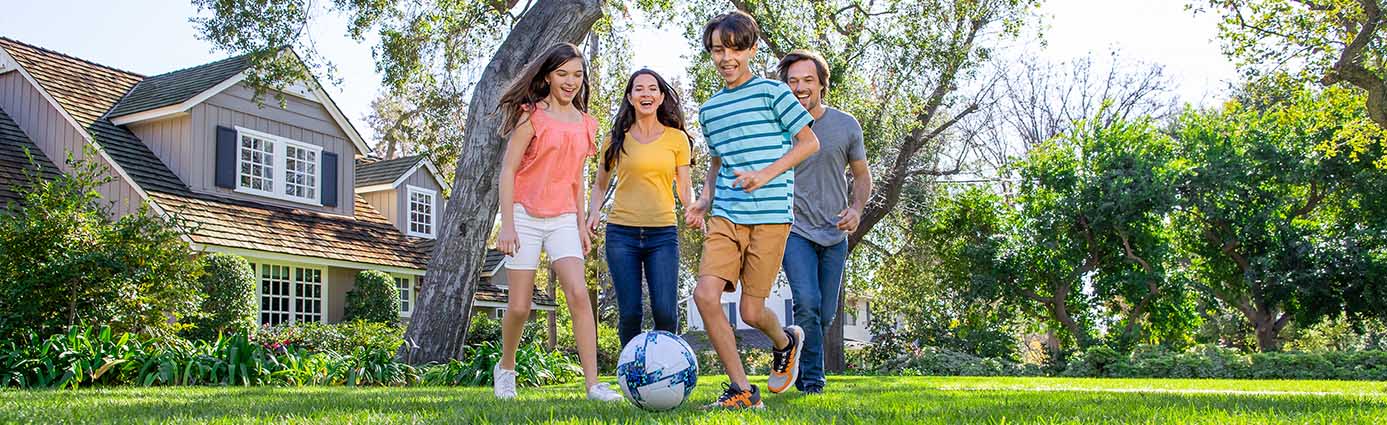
[1172,84,1387,351]
[0,150,203,341]
[1203,0,1387,163]
[252,320,405,354]
[185,253,258,342]
[344,271,400,326]
[420,341,580,387]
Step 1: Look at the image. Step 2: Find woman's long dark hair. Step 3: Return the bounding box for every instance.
[497,43,591,136]
[603,69,692,172]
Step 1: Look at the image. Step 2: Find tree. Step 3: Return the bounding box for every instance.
[1201,0,1387,166]
[1171,81,1387,351]
[193,0,605,363]
[0,150,203,341]
[925,114,1192,352]
[366,86,467,183]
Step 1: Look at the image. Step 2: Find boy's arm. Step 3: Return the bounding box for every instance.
[731,125,819,192]
[685,156,720,229]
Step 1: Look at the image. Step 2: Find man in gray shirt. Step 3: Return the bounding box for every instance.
[778,50,872,394]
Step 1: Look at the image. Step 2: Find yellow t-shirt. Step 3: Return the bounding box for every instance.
[603,127,692,227]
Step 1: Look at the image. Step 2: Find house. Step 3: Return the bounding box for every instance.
[0,37,554,326]
[683,276,876,348]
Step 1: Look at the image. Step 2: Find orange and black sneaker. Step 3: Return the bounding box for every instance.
[767,325,804,393]
[703,382,764,410]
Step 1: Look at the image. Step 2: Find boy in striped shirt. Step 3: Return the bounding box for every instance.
[685,10,821,410]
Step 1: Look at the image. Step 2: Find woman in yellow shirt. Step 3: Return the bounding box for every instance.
[585,69,695,346]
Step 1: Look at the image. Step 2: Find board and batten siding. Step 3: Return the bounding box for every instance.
[0,71,144,217]
[362,189,402,234]
[176,83,356,216]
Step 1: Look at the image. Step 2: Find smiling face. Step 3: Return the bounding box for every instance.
[545,58,586,106]
[708,29,757,87]
[785,59,825,111]
[628,74,664,118]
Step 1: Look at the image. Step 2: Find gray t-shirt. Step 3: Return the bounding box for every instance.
[791,106,866,246]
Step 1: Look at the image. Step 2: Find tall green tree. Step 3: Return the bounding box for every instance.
[1171,81,1387,351]
[1202,0,1387,166]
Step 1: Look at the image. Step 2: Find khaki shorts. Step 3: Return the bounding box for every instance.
[698,217,791,298]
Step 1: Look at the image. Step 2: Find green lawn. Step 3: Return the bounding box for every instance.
[4,376,1386,424]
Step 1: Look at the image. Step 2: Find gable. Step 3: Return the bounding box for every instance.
[106,50,371,157]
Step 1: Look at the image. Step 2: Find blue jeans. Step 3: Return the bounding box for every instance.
[781,232,848,391]
[605,224,681,347]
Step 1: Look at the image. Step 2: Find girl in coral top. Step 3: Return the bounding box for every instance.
[492,43,620,402]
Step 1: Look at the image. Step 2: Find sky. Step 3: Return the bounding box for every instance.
[1,0,1238,147]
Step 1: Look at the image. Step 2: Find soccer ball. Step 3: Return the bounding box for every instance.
[616,331,699,411]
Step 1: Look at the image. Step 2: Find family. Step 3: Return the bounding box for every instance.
[490,10,871,410]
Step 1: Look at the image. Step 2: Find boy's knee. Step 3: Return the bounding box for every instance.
[739,302,766,324]
[693,281,723,307]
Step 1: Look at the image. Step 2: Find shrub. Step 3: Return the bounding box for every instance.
[420,341,580,387]
[252,320,404,354]
[344,271,400,325]
[185,253,257,341]
[0,151,203,341]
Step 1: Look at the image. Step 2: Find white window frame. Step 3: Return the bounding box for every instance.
[250,260,327,326]
[406,185,437,238]
[234,126,323,206]
[393,274,417,317]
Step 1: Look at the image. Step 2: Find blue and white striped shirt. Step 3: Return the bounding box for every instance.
[698,77,814,224]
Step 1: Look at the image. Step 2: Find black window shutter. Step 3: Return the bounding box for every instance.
[215,126,237,188]
[729,302,738,327]
[785,299,794,324]
[321,152,338,207]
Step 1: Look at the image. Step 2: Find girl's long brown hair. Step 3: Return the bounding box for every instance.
[603,69,692,172]
[496,43,591,136]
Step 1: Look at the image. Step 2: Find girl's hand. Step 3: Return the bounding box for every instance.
[496,224,519,256]
[586,213,602,233]
[579,225,592,254]
[685,200,708,230]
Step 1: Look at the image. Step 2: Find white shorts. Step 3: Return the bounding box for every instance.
[505,205,585,271]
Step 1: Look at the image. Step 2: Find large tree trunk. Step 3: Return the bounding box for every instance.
[399,0,603,364]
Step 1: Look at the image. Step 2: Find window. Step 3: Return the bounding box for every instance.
[235,127,322,205]
[407,186,436,238]
[254,262,325,326]
[395,276,415,316]
[723,302,738,327]
[784,299,794,324]
[846,309,858,326]
[284,144,318,200]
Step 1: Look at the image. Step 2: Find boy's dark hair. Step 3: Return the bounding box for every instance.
[777,49,831,98]
[702,11,760,52]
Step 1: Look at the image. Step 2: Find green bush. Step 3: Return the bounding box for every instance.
[0,325,419,389]
[465,313,547,348]
[185,253,257,341]
[253,320,404,354]
[0,151,204,341]
[420,341,580,387]
[344,271,400,325]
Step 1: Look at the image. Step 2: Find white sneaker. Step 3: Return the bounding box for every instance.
[587,383,623,401]
[493,364,518,399]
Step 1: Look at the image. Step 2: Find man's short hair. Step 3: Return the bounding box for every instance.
[777,49,832,98]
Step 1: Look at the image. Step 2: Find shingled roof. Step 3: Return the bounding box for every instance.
[0,108,61,205]
[107,53,253,118]
[356,155,426,188]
